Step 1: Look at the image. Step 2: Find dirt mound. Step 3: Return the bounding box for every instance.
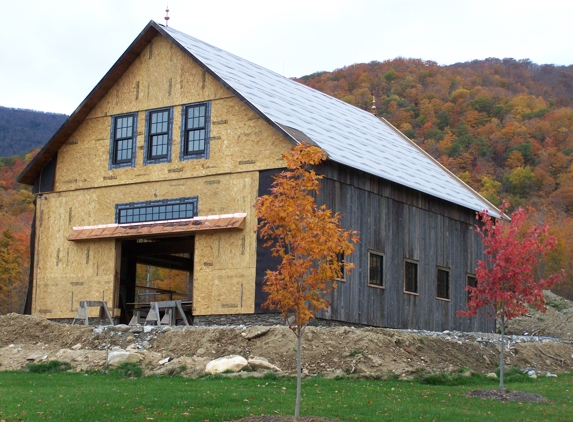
[1,291,573,377]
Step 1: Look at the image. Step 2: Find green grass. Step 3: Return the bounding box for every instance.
[0,370,572,421]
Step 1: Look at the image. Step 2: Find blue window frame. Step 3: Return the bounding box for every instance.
[180,102,211,161]
[144,107,173,165]
[109,113,137,169]
[116,197,198,224]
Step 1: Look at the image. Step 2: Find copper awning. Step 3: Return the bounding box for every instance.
[67,213,247,241]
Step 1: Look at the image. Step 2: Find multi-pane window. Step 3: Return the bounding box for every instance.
[368,252,384,287]
[110,113,137,168]
[437,268,450,300]
[466,274,477,303]
[116,197,198,224]
[145,108,172,164]
[404,260,418,293]
[181,102,211,160]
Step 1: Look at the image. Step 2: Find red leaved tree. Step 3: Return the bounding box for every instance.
[458,202,565,393]
[255,143,358,419]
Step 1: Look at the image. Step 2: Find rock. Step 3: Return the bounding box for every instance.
[527,370,536,377]
[144,326,154,333]
[125,336,134,344]
[126,344,139,352]
[205,355,248,374]
[486,372,498,379]
[114,324,131,332]
[247,357,281,372]
[26,353,46,362]
[242,327,271,340]
[546,372,557,377]
[107,351,142,366]
[196,348,206,356]
[71,343,82,350]
[129,326,143,334]
[158,357,171,365]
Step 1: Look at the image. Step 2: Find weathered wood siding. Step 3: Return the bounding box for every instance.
[316,161,493,332]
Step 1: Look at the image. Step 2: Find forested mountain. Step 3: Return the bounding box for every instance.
[0,58,572,313]
[0,106,67,157]
[297,58,573,299]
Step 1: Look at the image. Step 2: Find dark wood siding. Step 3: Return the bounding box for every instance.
[316,161,494,332]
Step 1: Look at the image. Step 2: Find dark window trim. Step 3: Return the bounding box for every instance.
[144,107,173,166]
[404,259,419,295]
[335,251,346,281]
[367,250,384,289]
[115,196,198,224]
[436,266,450,301]
[109,113,138,169]
[180,101,211,161]
[466,273,477,303]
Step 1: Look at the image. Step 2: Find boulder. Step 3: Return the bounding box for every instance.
[107,351,142,366]
[247,357,281,372]
[205,355,248,374]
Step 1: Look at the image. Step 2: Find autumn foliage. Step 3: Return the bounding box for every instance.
[255,143,358,418]
[458,202,565,392]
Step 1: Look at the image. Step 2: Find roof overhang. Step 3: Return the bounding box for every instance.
[67,213,246,241]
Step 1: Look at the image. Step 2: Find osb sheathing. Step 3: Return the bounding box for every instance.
[33,32,292,318]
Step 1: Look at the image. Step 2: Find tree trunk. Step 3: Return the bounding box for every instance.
[295,328,302,420]
[499,313,505,394]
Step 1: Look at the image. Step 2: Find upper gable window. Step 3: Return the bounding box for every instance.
[109,113,137,169]
[180,102,211,161]
[144,108,173,165]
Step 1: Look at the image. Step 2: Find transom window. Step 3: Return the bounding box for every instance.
[144,108,173,165]
[116,197,198,224]
[437,268,450,300]
[404,260,418,294]
[368,251,384,287]
[181,102,211,160]
[110,113,137,168]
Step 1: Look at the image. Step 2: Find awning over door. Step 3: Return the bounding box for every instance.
[67,213,247,241]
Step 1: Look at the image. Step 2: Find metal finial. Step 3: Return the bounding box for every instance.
[165,4,170,26]
[371,95,377,115]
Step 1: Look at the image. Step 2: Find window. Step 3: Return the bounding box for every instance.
[144,108,173,165]
[368,251,384,287]
[109,113,137,169]
[437,268,450,300]
[404,260,418,294]
[181,102,211,160]
[336,252,346,280]
[466,274,477,303]
[116,197,198,224]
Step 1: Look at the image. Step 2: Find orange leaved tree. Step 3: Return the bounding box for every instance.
[458,202,565,393]
[255,143,358,419]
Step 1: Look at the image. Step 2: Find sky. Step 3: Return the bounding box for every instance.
[2,0,572,115]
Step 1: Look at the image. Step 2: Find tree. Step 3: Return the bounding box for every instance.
[458,202,565,393]
[255,143,359,419]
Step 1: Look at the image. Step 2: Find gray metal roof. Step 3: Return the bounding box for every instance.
[163,25,499,217]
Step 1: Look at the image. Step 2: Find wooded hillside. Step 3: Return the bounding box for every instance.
[299,58,573,299]
[0,106,67,157]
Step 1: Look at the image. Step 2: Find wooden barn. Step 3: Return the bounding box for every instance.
[18,21,498,332]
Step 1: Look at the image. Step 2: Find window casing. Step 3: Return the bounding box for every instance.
[180,102,211,161]
[144,108,173,165]
[109,113,137,169]
[437,268,450,300]
[368,251,384,287]
[404,260,418,294]
[115,197,198,224]
[466,274,477,303]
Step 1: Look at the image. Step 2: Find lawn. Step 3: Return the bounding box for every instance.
[0,367,572,421]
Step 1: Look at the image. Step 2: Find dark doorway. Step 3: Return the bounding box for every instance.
[118,236,194,324]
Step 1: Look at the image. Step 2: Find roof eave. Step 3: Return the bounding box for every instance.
[17,21,161,186]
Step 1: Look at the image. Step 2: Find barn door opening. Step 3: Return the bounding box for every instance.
[118,236,194,324]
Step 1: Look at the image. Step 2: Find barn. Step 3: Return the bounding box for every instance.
[18,21,498,332]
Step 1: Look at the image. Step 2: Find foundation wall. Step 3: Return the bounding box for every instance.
[33,33,291,319]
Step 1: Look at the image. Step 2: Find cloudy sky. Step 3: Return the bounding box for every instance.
[2,0,572,114]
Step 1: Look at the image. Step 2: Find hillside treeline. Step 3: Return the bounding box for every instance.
[298,58,573,299]
[0,106,67,157]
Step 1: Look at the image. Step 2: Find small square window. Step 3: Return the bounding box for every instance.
[404,260,418,293]
[466,274,477,303]
[437,268,450,300]
[368,251,384,287]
